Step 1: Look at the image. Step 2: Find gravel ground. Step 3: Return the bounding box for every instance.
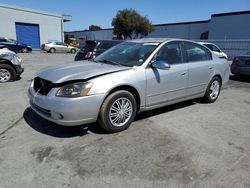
[0,51,250,188]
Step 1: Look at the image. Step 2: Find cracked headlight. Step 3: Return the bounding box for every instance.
[56,82,93,98]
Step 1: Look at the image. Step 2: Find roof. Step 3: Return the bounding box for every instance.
[127,38,181,43]
[0,3,62,18]
[212,10,250,17]
[154,20,210,27]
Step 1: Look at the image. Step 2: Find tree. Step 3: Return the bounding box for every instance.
[112,9,154,39]
[89,25,102,31]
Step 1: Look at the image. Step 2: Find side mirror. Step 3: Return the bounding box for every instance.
[151,60,171,70]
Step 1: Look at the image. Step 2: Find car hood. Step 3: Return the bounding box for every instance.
[37,61,131,83]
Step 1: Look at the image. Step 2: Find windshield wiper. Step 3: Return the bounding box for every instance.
[98,59,121,66]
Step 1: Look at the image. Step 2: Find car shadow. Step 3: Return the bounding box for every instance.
[135,100,196,121]
[24,101,198,137]
[23,107,93,138]
[230,75,250,83]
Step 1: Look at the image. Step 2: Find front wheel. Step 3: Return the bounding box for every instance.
[97,90,137,133]
[0,64,16,83]
[203,77,221,103]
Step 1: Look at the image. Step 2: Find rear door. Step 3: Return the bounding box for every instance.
[184,42,214,96]
[55,42,64,52]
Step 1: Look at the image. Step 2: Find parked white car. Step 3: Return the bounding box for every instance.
[199,42,228,59]
[41,42,77,53]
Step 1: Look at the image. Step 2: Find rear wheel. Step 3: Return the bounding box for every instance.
[203,77,221,103]
[49,48,56,53]
[22,48,28,53]
[0,64,16,83]
[97,90,137,133]
[70,49,76,54]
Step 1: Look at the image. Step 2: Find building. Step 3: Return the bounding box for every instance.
[65,10,250,59]
[0,3,71,48]
[65,10,250,41]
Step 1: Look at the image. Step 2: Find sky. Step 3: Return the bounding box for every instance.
[0,0,249,31]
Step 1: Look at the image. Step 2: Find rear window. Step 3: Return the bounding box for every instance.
[185,42,212,62]
[83,41,98,51]
[97,41,120,50]
[204,44,220,52]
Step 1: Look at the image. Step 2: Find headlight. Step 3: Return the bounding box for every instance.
[17,56,22,62]
[56,82,93,98]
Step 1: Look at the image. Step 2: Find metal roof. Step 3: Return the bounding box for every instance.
[0,3,64,19]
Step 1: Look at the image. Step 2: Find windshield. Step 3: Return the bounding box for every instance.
[94,42,159,67]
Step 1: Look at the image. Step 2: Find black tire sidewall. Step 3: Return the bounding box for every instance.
[22,48,28,53]
[204,77,221,103]
[71,49,76,53]
[0,64,16,82]
[98,91,137,133]
[50,48,56,53]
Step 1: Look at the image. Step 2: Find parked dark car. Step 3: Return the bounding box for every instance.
[74,40,122,61]
[231,51,250,76]
[0,37,32,53]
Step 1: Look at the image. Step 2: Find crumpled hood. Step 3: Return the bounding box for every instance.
[37,61,131,83]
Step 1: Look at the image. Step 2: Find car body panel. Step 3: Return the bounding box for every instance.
[36,61,131,83]
[145,63,188,107]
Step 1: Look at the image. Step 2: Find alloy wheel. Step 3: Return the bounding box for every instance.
[109,97,133,127]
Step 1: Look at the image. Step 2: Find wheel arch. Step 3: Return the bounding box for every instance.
[103,85,141,113]
[0,59,17,73]
[213,74,222,84]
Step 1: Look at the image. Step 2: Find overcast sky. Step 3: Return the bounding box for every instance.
[0,0,249,31]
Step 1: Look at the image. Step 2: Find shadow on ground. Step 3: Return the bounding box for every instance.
[230,75,250,83]
[24,100,196,138]
[135,100,196,121]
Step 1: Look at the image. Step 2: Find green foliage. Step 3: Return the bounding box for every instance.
[89,25,102,31]
[112,9,154,39]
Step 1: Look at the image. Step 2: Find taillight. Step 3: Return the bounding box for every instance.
[85,51,93,58]
[232,57,239,64]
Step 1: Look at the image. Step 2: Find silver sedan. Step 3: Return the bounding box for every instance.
[28,38,230,133]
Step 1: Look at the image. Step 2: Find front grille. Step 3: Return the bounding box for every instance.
[31,101,51,117]
[34,77,53,95]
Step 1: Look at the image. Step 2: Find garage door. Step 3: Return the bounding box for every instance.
[15,22,40,49]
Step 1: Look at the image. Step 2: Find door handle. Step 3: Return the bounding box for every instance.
[209,67,213,70]
[181,72,187,76]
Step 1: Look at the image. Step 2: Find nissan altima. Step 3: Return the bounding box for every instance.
[28,38,230,133]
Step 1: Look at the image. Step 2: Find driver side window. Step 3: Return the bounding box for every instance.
[156,42,183,64]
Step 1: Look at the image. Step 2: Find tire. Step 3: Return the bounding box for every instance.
[203,77,221,103]
[49,48,56,53]
[70,49,76,54]
[97,90,137,133]
[0,64,16,83]
[22,48,28,53]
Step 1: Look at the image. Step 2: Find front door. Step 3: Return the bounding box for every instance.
[146,42,188,107]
